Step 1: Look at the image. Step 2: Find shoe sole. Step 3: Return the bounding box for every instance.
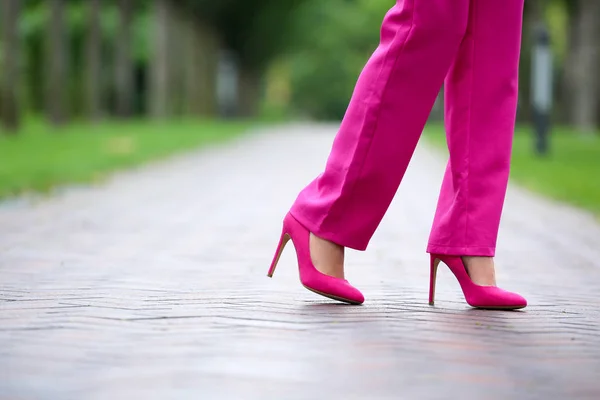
[303,285,363,305]
[470,304,527,310]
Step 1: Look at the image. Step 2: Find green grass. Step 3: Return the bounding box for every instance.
[0,119,254,200]
[424,123,600,217]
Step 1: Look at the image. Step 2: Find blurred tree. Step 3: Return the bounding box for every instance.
[46,0,68,126]
[179,0,224,116]
[86,0,103,121]
[518,0,554,124]
[169,5,193,116]
[149,0,171,118]
[182,11,218,116]
[21,0,46,115]
[2,0,595,130]
[115,0,134,117]
[1,0,22,133]
[285,0,599,130]
[181,0,311,117]
[563,0,600,132]
[222,0,309,117]
[288,0,389,120]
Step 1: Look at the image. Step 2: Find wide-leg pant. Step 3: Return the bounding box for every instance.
[289,0,524,256]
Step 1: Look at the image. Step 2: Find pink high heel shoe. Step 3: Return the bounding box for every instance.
[267,213,365,305]
[429,254,527,310]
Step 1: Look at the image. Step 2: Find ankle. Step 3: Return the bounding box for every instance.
[309,233,345,279]
[462,256,496,286]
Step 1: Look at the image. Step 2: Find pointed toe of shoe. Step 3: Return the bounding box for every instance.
[467,287,527,310]
[332,285,364,305]
[343,284,365,305]
[302,275,365,305]
[509,292,527,308]
[496,289,527,309]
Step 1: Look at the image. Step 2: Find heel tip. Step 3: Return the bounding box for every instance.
[428,301,434,306]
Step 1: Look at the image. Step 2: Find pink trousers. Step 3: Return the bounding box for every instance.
[289,0,525,257]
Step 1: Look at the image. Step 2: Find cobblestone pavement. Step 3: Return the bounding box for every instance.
[1,124,600,400]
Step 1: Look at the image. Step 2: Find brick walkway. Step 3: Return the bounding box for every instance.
[1,124,600,399]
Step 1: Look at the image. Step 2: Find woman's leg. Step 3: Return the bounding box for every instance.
[290,0,470,262]
[427,0,525,284]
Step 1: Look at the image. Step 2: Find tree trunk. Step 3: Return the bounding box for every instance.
[569,0,600,132]
[149,0,170,119]
[237,68,263,118]
[1,0,22,133]
[86,0,103,121]
[517,0,543,123]
[168,5,186,116]
[184,20,219,117]
[115,0,134,118]
[560,0,579,124]
[182,11,196,116]
[46,0,68,126]
[598,74,600,130]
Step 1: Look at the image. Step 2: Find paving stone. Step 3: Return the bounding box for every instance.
[1,123,600,399]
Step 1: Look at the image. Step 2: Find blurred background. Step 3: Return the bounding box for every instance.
[0,0,598,215]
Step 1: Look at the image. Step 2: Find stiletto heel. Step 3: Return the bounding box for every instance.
[429,253,527,310]
[266,212,364,305]
[428,255,440,305]
[267,231,290,278]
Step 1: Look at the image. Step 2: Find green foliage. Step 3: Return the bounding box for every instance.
[545,0,569,62]
[284,0,581,122]
[181,0,310,72]
[17,0,152,116]
[233,0,309,71]
[11,0,313,118]
[287,0,392,120]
